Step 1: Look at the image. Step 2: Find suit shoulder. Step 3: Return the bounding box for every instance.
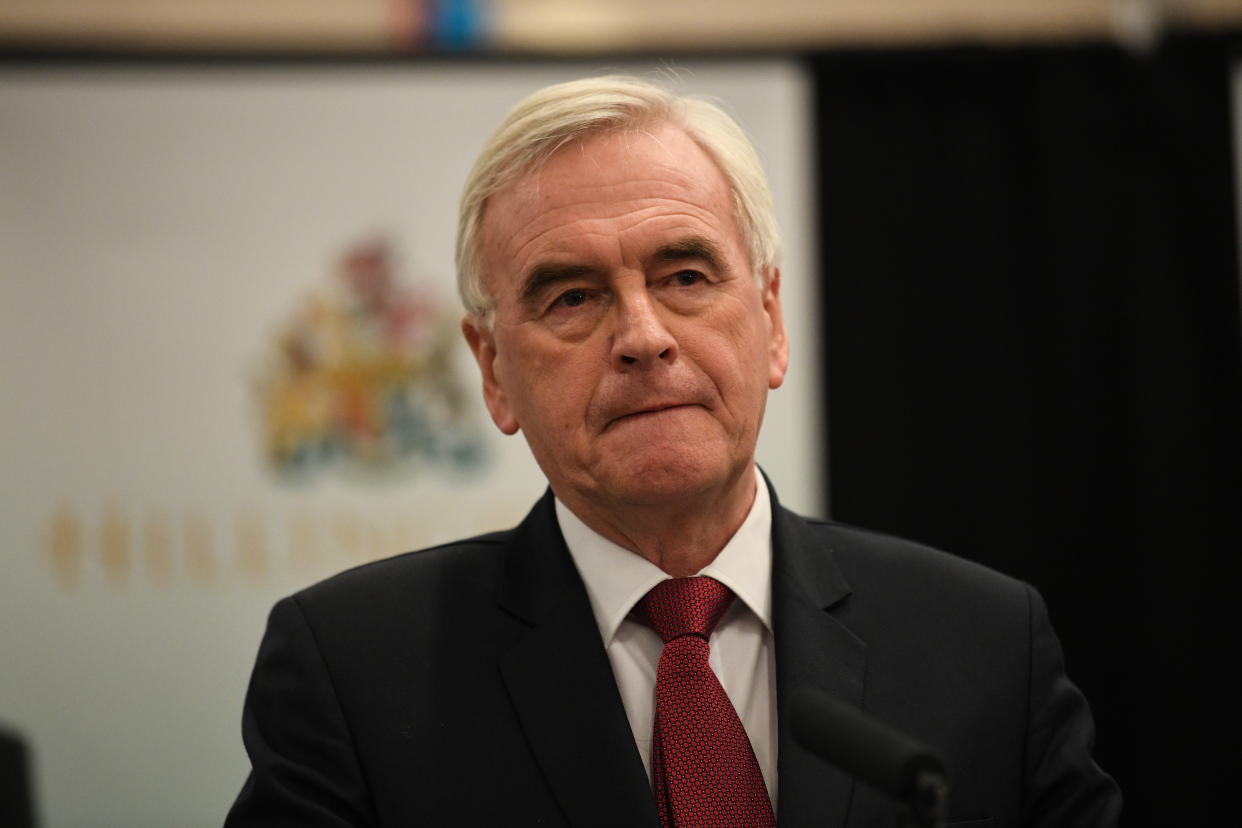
[789,511,1031,606]
[289,527,513,617]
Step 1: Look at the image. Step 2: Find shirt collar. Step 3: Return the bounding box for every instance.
[556,466,773,646]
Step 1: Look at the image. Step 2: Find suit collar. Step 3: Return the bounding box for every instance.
[767,479,867,828]
[553,465,775,643]
[496,489,582,625]
[495,483,870,828]
[497,490,661,828]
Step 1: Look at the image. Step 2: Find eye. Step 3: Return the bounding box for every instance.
[670,270,704,287]
[553,288,589,309]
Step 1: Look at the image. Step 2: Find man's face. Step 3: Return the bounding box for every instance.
[463,123,788,514]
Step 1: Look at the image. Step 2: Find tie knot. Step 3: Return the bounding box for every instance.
[632,576,734,643]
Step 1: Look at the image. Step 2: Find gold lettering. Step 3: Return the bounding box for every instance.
[184,512,215,586]
[236,507,269,586]
[143,509,174,588]
[48,503,83,589]
[100,503,132,588]
[288,509,321,580]
[332,511,365,564]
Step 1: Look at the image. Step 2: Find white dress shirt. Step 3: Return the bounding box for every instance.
[555,467,778,805]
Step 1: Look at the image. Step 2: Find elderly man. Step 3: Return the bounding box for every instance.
[226,76,1120,827]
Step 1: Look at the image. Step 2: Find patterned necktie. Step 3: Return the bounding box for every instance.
[631,576,776,828]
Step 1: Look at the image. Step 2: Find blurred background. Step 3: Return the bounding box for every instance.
[1,2,1240,826]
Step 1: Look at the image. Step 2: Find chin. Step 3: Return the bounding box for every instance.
[599,447,739,506]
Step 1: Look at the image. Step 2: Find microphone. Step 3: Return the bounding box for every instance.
[789,688,950,828]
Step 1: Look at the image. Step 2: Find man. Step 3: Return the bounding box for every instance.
[226,76,1120,827]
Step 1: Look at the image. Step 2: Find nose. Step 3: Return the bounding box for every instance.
[610,290,678,370]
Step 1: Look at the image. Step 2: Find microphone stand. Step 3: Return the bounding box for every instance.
[790,688,950,828]
[901,768,949,828]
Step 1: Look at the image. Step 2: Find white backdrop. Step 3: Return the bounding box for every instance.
[0,60,821,827]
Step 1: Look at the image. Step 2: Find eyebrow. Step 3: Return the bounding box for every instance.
[517,263,598,307]
[515,235,726,306]
[651,236,725,269]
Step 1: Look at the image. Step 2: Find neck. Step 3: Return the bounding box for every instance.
[556,469,758,577]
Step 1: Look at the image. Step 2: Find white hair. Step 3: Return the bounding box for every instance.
[456,74,781,326]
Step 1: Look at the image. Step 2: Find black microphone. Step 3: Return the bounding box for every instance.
[789,688,949,828]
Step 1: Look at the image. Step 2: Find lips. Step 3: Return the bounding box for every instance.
[603,402,699,430]
[593,376,713,433]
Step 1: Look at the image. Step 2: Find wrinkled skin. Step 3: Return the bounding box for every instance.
[463,123,788,573]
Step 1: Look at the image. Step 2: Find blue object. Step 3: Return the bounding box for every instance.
[433,0,486,50]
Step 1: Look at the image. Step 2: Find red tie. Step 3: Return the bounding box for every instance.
[632,576,776,828]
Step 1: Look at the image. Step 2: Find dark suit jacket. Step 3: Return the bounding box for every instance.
[0,726,36,828]
[226,483,1120,827]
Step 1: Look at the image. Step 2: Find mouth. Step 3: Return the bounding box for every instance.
[606,403,698,430]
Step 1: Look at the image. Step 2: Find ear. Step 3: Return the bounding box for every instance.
[461,315,520,435]
[762,268,790,390]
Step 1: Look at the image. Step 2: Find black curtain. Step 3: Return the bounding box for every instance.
[811,34,1242,826]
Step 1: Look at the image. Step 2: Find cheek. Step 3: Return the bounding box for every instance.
[500,339,587,429]
[699,325,772,412]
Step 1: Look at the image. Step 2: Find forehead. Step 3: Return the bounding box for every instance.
[477,124,742,289]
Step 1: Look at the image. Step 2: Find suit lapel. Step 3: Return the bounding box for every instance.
[494,483,866,828]
[497,492,660,828]
[768,483,866,828]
